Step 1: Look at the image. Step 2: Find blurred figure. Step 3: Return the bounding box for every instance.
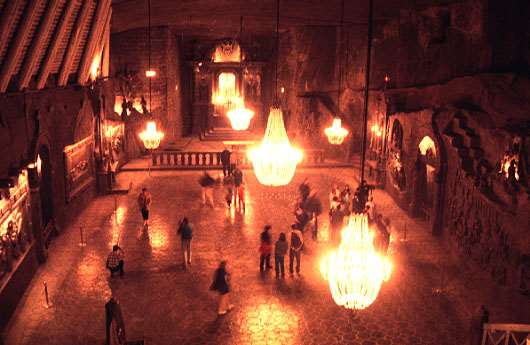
[237,182,246,212]
[233,165,243,205]
[259,225,273,272]
[341,185,352,215]
[210,261,233,315]
[105,297,126,345]
[177,217,193,269]
[329,185,341,210]
[199,172,215,208]
[274,232,288,278]
[329,203,344,245]
[224,174,234,208]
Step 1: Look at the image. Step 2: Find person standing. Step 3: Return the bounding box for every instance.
[259,225,273,272]
[137,188,152,228]
[289,225,304,276]
[274,232,288,278]
[237,182,246,212]
[106,245,125,277]
[233,166,243,205]
[220,148,231,177]
[177,217,193,269]
[210,260,234,315]
[329,203,344,244]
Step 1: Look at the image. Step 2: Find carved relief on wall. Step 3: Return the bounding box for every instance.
[447,168,512,285]
[63,137,95,203]
[212,40,241,63]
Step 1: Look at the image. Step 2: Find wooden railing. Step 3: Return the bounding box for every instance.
[151,150,326,168]
[482,323,530,345]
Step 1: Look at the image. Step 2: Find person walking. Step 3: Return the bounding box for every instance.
[233,165,243,205]
[274,232,288,278]
[329,203,344,244]
[237,182,246,212]
[210,260,233,315]
[137,188,152,228]
[289,225,304,276]
[106,245,125,277]
[224,174,234,208]
[105,297,126,345]
[259,225,273,272]
[177,217,193,269]
[220,148,231,177]
[199,172,215,208]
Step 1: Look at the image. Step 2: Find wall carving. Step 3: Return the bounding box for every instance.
[63,137,95,203]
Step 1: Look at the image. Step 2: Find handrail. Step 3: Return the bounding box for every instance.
[150,149,326,168]
[482,323,530,345]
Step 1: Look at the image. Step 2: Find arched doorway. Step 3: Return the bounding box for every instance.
[412,136,437,220]
[38,145,54,227]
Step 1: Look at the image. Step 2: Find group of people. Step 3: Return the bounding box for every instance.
[258,224,304,278]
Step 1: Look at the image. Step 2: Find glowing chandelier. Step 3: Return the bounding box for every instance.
[139,121,164,150]
[248,107,302,186]
[320,214,392,310]
[227,106,254,131]
[325,118,349,145]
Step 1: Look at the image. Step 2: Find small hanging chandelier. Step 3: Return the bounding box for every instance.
[227,106,254,131]
[320,213,392,310]
[325,0,348,145]
[248,107,302,186]
[139,121,164,150]
[248,0,302,186]
[325,118,349,145]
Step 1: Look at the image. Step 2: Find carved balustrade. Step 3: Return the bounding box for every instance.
[482,323,530,345]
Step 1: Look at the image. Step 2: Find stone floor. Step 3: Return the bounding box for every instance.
[3,168,529,345]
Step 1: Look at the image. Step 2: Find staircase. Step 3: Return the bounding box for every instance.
[443,111,485,176]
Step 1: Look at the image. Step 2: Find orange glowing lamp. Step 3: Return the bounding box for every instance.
[325,118,349,145]
[145,70,156,78]
[139,121,164,150]
[227,106,254,131]
[320,214,392,310]
[248,107,302,186]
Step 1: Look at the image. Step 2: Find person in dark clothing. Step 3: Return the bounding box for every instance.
[289,225,304,275]
[329,204,344,244]
[210,260,233,315]
[105,297,126,345]
[274,232,288,278]
[199,172,216,207]
[232,166,243,205]
[259,225,273,271]
[220,148,231,177]
[177,217,193,269]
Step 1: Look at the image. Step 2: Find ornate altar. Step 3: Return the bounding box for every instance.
[190,39,266,136]
[0,170,31,280]
[64,137,95,202]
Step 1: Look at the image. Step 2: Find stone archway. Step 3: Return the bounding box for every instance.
[411,136,438,220]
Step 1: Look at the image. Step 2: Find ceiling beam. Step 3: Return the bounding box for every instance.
[77,0,110,84]
[0,0,24,62]
[36,0,79,89]
[0,0,45,92]
[18,0,62,90]
[57,0,92,86]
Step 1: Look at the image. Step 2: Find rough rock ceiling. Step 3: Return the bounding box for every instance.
[111,0,466,36]
[0,0,111,92]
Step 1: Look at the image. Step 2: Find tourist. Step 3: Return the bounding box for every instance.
[106,245,125,277]
[259,225,273,271]
[329,185,341,210]
[274,232,288,278]
[105,297,126,345]
[177,217,193,269]
[224,174,234,208]
[341,185,352,215]
[289,224,304,275]
[210,260,233,315]
[199,172,215,208]
[137,188,152,228]
[365,196,376,223]
[237,182,246,212]
[233,165,243,205]
[220,148,231,177]
[329,203,344,244]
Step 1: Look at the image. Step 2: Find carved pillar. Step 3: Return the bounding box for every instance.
[28,167,47,263]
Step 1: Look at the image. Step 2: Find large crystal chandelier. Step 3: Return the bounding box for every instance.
[139,121,164,150]
[320,214,392,310]
[227,106,254,131]
[248,107,302,186]
[325,118,349,145]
